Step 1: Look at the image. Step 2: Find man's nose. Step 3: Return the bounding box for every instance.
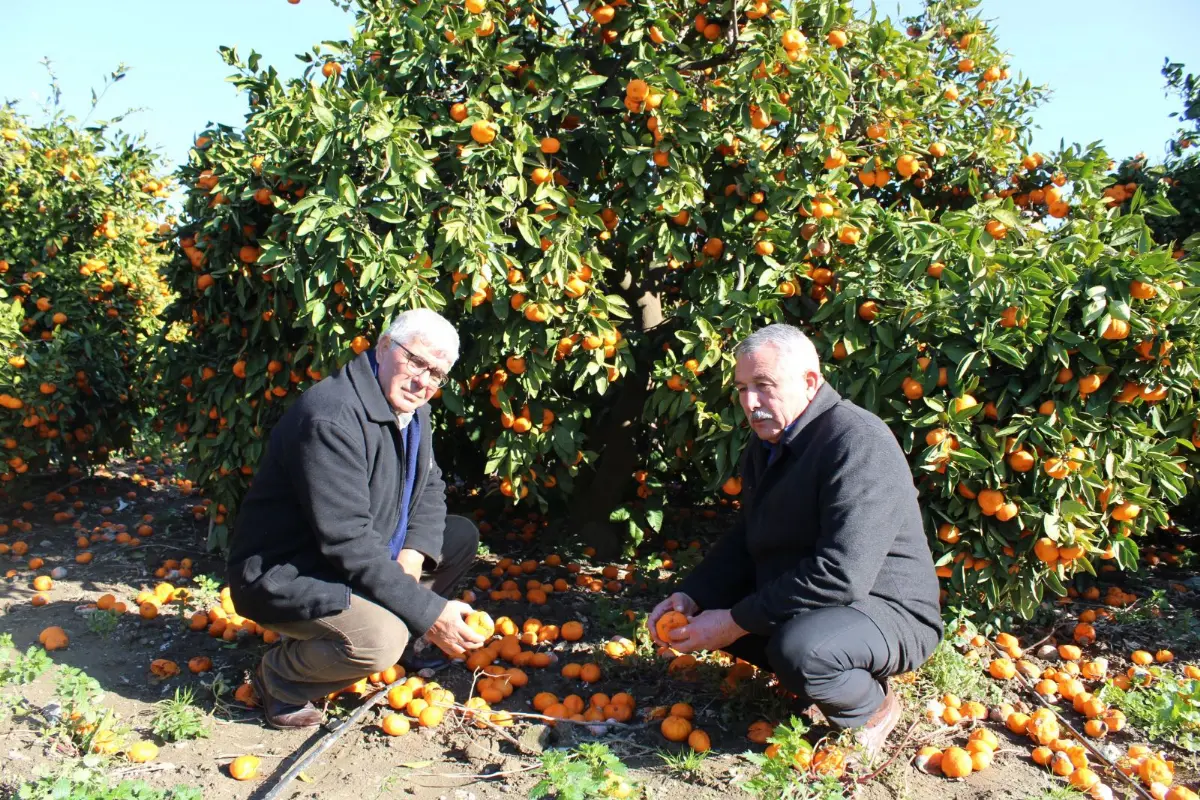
[741,390,759,410]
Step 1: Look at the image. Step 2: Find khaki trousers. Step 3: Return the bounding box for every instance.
[258,515,478,705]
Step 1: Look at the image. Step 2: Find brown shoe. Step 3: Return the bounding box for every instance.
[252,664,325,729]
[854,683,901,758]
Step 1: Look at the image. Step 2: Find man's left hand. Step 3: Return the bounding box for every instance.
[668,609,748,654]
[396,548,424,582]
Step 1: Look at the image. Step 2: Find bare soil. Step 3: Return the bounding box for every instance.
[0,456,1197,800]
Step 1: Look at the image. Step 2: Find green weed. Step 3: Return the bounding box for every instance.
[529,742,639,799]
[586,595,637,638]
[15,754,201,799]
[1111,590,1171,625]
[1111,591,1200,650]
[85,609,120,638]
[150,687,211,742]
[189,573,223,609]
[55,666,103,713]
[0,641,53,686]
[1032,786,1087,800]
[740,716,846,800]
[46,666,114,749]
[1098,669,1200,751]
[719,672,797,730]
[657,746,709,777]
[916,639,1001,705]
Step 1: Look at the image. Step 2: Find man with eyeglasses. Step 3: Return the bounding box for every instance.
[227,308,486,729]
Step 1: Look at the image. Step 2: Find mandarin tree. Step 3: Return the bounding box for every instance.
[0,83,174,491]
[1112,61,1200,255]
[156,0,1200,619]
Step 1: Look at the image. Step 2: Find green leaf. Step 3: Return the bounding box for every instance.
[312,134,334,164]
[573,74,609,92]
[364,118,393,142]
[365,203,405,223]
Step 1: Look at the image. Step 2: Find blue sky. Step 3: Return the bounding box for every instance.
[5,0,1199,171]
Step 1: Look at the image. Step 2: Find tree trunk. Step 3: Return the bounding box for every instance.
[567,288,663,558]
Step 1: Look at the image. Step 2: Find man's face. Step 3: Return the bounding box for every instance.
[734,344,817,443]
[376,336,452,413]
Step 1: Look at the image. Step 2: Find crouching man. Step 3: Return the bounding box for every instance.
[227,309,485,728]
[647,324,943,754]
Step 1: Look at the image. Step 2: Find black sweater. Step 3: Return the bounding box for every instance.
[681,383,943,671]
[227,352,449,635]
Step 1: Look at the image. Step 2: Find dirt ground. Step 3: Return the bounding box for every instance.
[0,455,1198,800]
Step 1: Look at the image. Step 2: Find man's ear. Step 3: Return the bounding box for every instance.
[806,370,820,399]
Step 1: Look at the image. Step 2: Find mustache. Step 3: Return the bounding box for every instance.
[751,410,775,422]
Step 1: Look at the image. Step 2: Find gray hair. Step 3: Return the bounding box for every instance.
[734,324,821,374]
[379,308,460,364]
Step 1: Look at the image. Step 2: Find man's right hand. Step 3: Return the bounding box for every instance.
[424,600,487,658]
[647,592,700,647]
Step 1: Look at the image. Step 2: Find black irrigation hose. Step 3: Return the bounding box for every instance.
[985,642,1156,800]
[257,677,405,800]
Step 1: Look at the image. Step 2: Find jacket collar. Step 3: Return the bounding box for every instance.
[778,382,842,453]
[347,351,397,424]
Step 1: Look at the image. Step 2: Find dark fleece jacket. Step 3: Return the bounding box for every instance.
[681,383,943,671]
[227,352,448,635]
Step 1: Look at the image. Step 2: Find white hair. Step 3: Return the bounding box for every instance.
[379,308,460,364]
[735,324,821,375]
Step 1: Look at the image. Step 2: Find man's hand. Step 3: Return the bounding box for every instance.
[646,592,700,647]
[423,600,486,658]
[396,548,424,582]
[668,609,748,654]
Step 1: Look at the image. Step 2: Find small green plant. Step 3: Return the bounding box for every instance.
[16,754,202,799]
[658,746,709,777]
[917,639,1001,705]
[373,772,401,798]
[85,609,120,638]
[1033,786,1087,800]
[150,687,211,742]
[55,667,103,713]
[46,666,112,747]
[1110,591,1200,650]
[529,742,638,800]
[630,613,656,657]
[587,596,635,638]
[0,643,53,686]
[1099,669,1200,751]
[1112,590,1172,624]
[665,544,707,575]
[0,691,26,724]
[190,574,222,609]
[741,717,846,800]
[720,672,797,729]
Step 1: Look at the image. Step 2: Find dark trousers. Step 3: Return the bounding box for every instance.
[259,515,478,705]
[725,605,895,729]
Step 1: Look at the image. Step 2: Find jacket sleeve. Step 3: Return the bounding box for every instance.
[730,428,904,636]
[401,449,447,567]
[678,513,756,611]
[286,418,447,635]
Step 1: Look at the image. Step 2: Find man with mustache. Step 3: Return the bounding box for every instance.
[647,323,942,755]
[227,309,486,728]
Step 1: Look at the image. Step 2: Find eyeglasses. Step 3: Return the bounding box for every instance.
[395,342,449,388]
